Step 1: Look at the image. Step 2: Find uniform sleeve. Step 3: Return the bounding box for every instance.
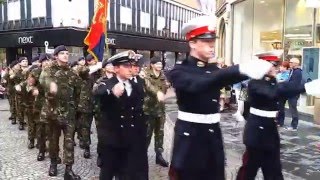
[92,79,114,96]
[167,65,247,93]
[248,80,305,99]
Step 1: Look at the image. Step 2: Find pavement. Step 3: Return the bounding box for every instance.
[1,89,320,179]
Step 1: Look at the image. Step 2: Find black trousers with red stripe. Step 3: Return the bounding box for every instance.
[236,146,284,180]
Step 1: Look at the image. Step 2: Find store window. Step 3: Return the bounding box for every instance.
[284,0,313,60]
[233,0,283,64]
[0,48,6,68]
[253,0,284,53]
[232,0,253,64]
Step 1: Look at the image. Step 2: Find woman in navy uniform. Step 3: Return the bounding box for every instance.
[93,50,148,180]
[236,51,320,180]
[166,15,274,180]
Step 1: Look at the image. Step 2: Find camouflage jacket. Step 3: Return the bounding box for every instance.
[53,65,81,124]
[143,68,168,116]
[76,65,93,113]
[39,61,61,121]
[20,81,42,113]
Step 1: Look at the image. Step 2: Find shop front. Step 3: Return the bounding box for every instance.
[231,0,320,109]
[0,28,189,66]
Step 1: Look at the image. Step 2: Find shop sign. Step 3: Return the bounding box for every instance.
[18,36,34,44]
[106,38,116,45]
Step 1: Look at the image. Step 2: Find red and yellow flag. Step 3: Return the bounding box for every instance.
[84,0,108,61]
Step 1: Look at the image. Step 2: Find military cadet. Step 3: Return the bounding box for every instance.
[93,50,148,180]
[44,45,81,179]
[6,60,19,124]
[236,51,320,180]
[16,68,40,149]
[93,59,114,167]
[35,53,51,161]
[166,15,273,180]
[75,56,94,159]
[142,56,169,167]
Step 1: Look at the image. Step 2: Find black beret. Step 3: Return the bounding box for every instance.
[9,60,19,68]
[78,57,85,61]
[53,45,68,56]
[39,53,51,63]
[31,55,40,63]
[150,56,162,64]
[18,56,28,62]
[107,50,136,66]
[86,54,94,61]
[69,61,78,68]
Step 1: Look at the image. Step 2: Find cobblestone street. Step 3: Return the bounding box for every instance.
[1,92,320,179]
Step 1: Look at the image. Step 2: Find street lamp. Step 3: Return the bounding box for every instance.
[163,26,170,38]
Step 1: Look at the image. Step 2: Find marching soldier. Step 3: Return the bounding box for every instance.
[34,53,51,161]
[143,56,169,167]
[40,45,81,179]
[93,50,148,180]
[166,15,273,179]
[236,51,320,179]
[6,60,19,124]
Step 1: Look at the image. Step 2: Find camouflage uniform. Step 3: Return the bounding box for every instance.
[13,69,25,128]
[76,65,94,152]
[143,68,168,153]
[5,72,17,122]
[39,62,61,161]
[51,65,81,165]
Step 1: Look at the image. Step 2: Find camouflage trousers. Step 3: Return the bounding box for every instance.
[146,114,166,153]
[26,110,39,140]
[37,122,47,153]
[16,95,25,125]
[8,93,16,119]
[78,112,93,149]
[48,121,75,165]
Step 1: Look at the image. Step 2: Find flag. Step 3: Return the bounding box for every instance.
[84,0,108,61]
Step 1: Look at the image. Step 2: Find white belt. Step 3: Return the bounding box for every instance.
[250,107,278,118]
[178,111,220,124]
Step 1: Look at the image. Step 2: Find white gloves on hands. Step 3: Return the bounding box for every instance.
[305,79,320,97]
[112,82,125,98]
[239,59,273,79]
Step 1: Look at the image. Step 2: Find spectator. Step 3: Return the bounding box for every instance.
[285,58,302,131]
[276,61,290,127]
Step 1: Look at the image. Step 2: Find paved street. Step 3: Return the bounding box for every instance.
[1,92,320,179]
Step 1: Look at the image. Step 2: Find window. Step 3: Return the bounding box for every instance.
[284,0,313,60]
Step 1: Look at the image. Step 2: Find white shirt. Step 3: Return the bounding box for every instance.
[117,76,132,96]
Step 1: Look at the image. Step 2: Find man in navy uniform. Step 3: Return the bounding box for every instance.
[236,51,320,180]
[166,15,274,180]
[93,50,148,180]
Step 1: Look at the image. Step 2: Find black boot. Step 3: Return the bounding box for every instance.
[9,116,14,120]
[48,161,58,176]
[18,123,24,130]
[156,152,169,167]
[11,119,17,125]
[79,141,85,149]
[83,148,90,159]
[96,154,102,167]
[28,139,35,149]
[37,151,45,161]
[57,156,62,164]
[64,165,81,180]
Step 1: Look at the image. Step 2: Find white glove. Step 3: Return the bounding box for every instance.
[157,91,165,102]
[32,88,39,96]
[239,59,273,79]
[15,85,21,92]
[305,79,320,97]
[112,82,125,98]
[89,62,102,75]
[50,82,58,94]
